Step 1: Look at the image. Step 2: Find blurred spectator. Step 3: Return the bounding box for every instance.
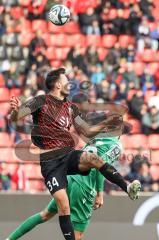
[138,0,155,21]
[85,46,100,66]
[78,7,101,35]
[126,155,153,191]
[122,63,140,89]
[11,164,26,191]
[142,106,159,135]
[148,91,159,110]
[90,64,106,84]
[129,91,145,119]
[141,68,155,91]
[0,163,11,191]
[115,82,127,101]
[27,0,47,20]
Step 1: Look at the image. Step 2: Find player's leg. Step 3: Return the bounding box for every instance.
[40,153,76,240]
[6,200,57,240]
[78,151,141,200]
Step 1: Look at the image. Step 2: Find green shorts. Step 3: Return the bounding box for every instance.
[47,177,94,232]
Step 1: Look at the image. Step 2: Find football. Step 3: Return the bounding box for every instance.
[48,4,71,26]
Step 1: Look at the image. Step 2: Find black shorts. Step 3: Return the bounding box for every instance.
[40,148,90,195]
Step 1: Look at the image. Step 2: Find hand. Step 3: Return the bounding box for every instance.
[10,96,21,111]
[93,192,104,210]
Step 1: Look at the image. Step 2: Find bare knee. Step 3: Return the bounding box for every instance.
[40,209,54,222]
[53,189,70,215]
[75,231,84,240]
[80,152,104,169]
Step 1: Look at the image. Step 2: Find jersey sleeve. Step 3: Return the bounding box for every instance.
[24,95,46,114]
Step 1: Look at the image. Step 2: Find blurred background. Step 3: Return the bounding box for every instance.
[0,0,159,239]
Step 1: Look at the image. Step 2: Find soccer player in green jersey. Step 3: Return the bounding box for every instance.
[6,132,140,240]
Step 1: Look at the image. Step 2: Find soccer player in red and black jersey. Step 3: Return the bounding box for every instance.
[10,68,141,240]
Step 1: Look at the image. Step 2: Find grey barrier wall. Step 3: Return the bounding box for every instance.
[0,193,159,240]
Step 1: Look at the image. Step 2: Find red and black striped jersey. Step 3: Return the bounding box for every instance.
[26,94,81,150]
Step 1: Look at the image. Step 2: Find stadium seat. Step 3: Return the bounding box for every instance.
[129,134,148,149]
[16,20,32,32]
[141,49,156,62]
[44,34,68,47]
[0,74,5,87]
[86,35,102,47]
[24,164,42,179]
[64,21,80,34]
[32,20,48,33]
[10,7,24,19]
[19,32,35,46]
[0,88,10,102]
[147,62,159,75]
[97,48,108,61]
[0,102,10,115]
[0,133,12,147]
[19,0,31,6]
[27,180,45,192]
[150,165,159,181]
[53,47,70,60]
[148,134,159,149]
[0,148,15,162]
[45,47,54,60]
[128,119,141,134]
[118,35,135,48]
[150,150,159,164]
[133,62,145,76]
[108,8,118,20]
[123,149,139,163]
[102,35,118,48]
[144,90,155,103]
[50,60,62,68]
[120,135,131,149]
[123,9,130,19]
[48,21,65,33]
[10,88,22,97]
[67,34,86,47]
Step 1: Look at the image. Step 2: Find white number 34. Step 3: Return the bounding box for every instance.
[47,177,59,192]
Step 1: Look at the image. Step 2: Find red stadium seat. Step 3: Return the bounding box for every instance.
[45,34,68,47]
[0,74,5,87]
[148,134,159,149]
[108,8,118,20]
[54,48,70,60]
[19,0,31,6]
[19,32,35,46]
[86,35,102,47]
[150,165,159,181]
[10,88,22,97]
[0,148,18,162]
[102,35,118,48]
[150,150,159,164]
[48,21,65,33]
[0,102,10,115]
[128,119,141,134]
[67,34,86,47]
[123,9,130,19]
[32,20,47,33]
[16,20,32,32]
[141,49,156,62]
[64,21,80,34]
[25,164,42,179]
[129,134,148,149]
[118,35,135,48]
[50,60,62,68]
[45,47,54,60]
[97,48,108,61]
[133,62,145,76]
[10,7,24,19]
[0,133,12,147]
[120,135,131,149]
[0,88,10,102]
[144,90,155,103]
[27,180,45,192]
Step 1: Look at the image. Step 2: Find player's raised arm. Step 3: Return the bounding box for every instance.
[10,95,45,122]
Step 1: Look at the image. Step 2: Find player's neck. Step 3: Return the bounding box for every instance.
[49,91,65,101]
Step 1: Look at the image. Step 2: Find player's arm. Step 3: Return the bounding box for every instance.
[74,114,122,138]
[10,95,45,122]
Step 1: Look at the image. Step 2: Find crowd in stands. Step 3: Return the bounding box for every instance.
[0,0,159,192]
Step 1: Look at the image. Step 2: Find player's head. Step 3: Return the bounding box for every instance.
[45,68,70,96]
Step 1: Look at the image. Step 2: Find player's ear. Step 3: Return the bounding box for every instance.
[56,80,61,89]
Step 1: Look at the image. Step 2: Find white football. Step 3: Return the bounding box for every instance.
[48,4,71,26]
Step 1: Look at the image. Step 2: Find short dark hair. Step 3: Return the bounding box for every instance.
[45,68,65,90]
